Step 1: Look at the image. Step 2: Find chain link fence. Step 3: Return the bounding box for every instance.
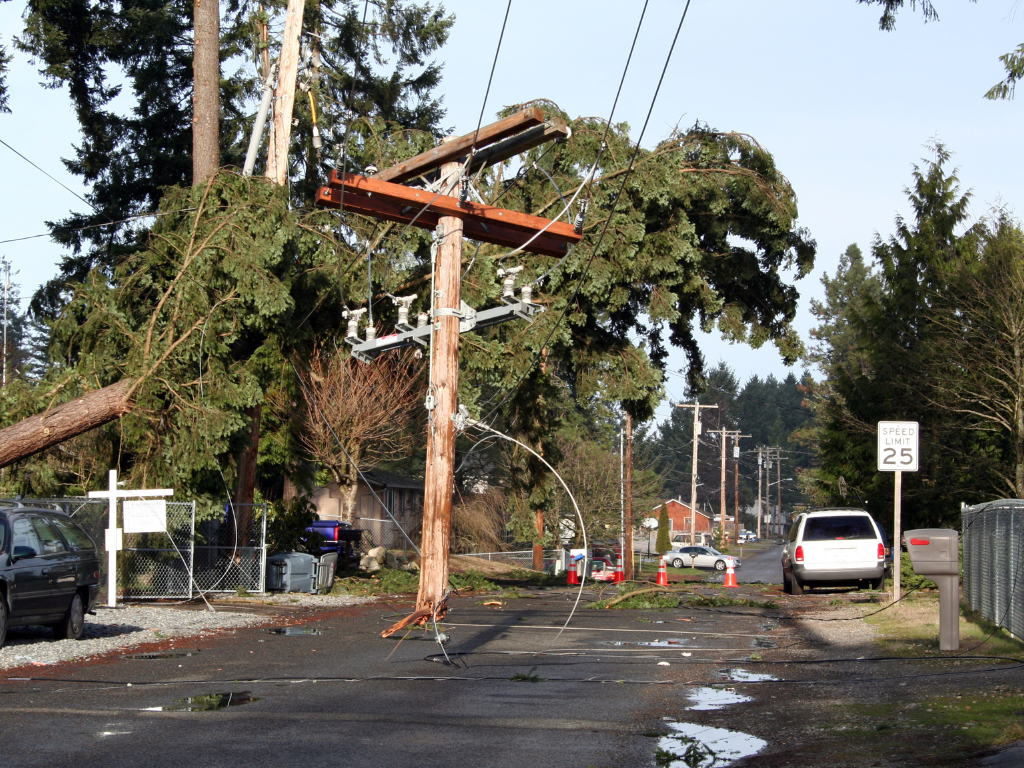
[962,500,1024,640]
[460,549,563,571]
[0,497,267,599]
[192,503,267,595]
[355,517,414,558]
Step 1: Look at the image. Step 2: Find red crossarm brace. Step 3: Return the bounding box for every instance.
[316,172,582,259]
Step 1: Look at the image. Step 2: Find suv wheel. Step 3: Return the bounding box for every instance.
[791,574,804,595]
[783,572,793,595]
[54,593,85,641]
[714,560,727,572]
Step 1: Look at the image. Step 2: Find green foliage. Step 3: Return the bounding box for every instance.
[448,571,497,592]
[17,0,454,317]
[265,495,323,555]
[686,594,778,608]
[333,567,419,596]
[655,503,671,554]
[509,667,544,682]
[802,144,1001,528]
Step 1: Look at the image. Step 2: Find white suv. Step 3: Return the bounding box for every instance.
[781,508,887,594]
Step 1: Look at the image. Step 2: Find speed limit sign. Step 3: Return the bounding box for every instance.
[877,421,919,472]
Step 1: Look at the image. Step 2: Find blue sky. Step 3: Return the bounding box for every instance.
[1,0,1021,421]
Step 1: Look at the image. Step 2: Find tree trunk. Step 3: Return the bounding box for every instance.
[230,404,260,555]
[342,458,360,524]
[0,379,134,469]
[192,0,220,184]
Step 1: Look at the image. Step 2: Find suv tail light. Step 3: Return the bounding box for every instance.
[795,545,804,562]
[878,542,885,560]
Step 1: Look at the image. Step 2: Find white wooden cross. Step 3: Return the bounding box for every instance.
[88,469,173,607]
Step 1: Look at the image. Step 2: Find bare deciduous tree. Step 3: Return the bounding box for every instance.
[300,348,424,522]
[929,214,1024,498]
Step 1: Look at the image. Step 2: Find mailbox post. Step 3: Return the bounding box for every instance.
[905,529,960,651]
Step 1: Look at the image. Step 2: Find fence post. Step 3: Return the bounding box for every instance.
[188,501,196,600]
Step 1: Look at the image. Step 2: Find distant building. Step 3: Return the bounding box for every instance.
[654,498,713,537]
[289,470,423,552]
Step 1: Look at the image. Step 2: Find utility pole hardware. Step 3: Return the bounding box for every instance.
[315,111,581,637]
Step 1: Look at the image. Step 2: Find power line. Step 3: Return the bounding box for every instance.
[0,138,99,215]
[482,0,692,424]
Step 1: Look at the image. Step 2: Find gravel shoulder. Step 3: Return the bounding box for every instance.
[0,594,373,670]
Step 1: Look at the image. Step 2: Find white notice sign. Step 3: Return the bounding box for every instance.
[123,499,168,534]
[877,421,919,472]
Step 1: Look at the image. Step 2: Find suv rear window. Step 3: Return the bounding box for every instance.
[50,516,96,551]
[804,515,877,541]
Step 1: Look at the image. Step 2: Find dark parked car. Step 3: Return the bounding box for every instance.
[0,506,102,648]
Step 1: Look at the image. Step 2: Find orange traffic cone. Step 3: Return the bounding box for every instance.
[656,557,669,586]
[613,557,624,583]
[567,558,579,585]
[723,556,739,588]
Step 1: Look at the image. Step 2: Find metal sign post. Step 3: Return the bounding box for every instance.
[88,469,174,607]
[877,421,919,601]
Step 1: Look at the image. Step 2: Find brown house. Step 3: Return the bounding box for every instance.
[305,470,424,552]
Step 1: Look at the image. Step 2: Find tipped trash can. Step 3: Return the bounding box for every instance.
[266,552,317,593]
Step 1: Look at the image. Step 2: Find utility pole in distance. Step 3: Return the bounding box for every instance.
[624,411,634,577]
[756,447,764,539]
[676,402,717,545]
[733,434,750,541]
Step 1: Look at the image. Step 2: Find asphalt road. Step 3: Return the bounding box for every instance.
[2,581,1022,767]
[0,590,792,768]
[736,543,783,585]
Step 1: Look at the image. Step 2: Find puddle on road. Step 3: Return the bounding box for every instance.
[684,686,753,711]
[123,650,200,660]
[606,639,691,647]
[266,626,323,636]
[144,692,260,712]
[717,668,777,682]
[657,721,766,767]
[752,637,776,648]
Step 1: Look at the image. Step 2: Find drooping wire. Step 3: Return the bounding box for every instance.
[461,414,587,653]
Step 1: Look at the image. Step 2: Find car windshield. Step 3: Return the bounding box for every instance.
[803,515,876,541]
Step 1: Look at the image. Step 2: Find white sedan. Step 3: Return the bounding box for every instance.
[666,546,740,572]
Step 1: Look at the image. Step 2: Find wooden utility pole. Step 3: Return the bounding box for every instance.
[192,0,220,183]
[675,402,717,545]
[416,149,463,618]
[776,447,783,537]
[624,411,634,577]
[757,447,764,539]
[733,434,749,540]
[314,111,580,638]
[268,0,305,184]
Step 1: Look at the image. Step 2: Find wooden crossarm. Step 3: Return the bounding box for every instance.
[316,172,582,258]
[376,107,546,183]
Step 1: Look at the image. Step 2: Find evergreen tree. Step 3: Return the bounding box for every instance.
[16,0,453,316]
[655,502,670,555]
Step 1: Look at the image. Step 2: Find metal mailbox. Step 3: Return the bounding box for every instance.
[906,529,959,575]
[904,528,960,651]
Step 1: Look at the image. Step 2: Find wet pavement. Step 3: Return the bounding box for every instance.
[735,542,783,584]
[0,586,1021,767]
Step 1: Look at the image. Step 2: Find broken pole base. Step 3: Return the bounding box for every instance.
[380,604,444,638]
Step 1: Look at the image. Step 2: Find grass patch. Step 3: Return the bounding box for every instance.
[510,667,545,682]
[638,561,702,576]
[849,687,1024,755]
[865,592,1024,658]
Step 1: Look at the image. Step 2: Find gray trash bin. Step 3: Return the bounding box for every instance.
[317,552,338,592]
[266,552,317,593]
